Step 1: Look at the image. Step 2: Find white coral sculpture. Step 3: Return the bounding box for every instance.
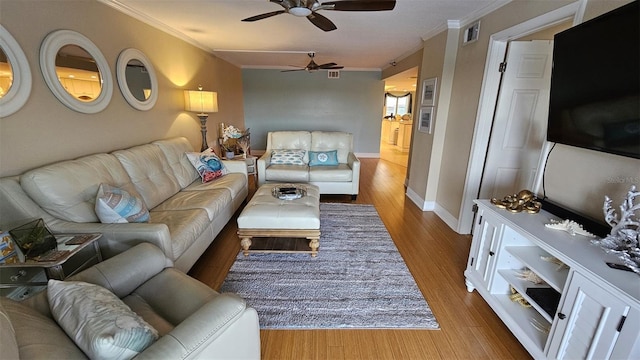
[592,185,640,274]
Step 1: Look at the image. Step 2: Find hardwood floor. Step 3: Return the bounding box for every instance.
[188,158,531,359]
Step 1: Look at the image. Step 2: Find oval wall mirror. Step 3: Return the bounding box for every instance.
[40,29,112,114]
[0,25,32,117]
[116,48,158,111]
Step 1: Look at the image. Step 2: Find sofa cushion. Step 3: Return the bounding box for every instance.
[152,137,199,189]
[309,150,339,166]
[113,144,181,210]
[0,297,87,359]
[270,149,306,165]
[95,183,150,223]
[268,131,312,160]
[152,189,231,221]
[20,153,135,223]
[265,164,310,182]
[48,279,158,360]
[311,131,353,164]
[183,173,247,198]
[149,209,211,260]
[309,164,353,182]
[185,151,228,183]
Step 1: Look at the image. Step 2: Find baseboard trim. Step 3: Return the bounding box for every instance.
[433,204,460,233]
[406,188,434,211]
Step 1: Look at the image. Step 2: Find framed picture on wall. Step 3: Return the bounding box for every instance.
[421,77,437,106]
[418,106,434,134]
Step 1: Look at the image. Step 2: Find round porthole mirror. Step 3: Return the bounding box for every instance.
[0,25,32,117]
[116,48,158,111]
[40,29,112,114]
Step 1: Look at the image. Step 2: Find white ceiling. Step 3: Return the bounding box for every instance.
[102,0,510,73]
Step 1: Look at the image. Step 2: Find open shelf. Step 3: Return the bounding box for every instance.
[495,294,550,352]
[498,269,557,323]
[506,246,569,292]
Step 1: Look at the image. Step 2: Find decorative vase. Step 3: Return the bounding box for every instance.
[225,151,235,160]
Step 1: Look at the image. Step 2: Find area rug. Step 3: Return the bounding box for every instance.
[220,203,439,329]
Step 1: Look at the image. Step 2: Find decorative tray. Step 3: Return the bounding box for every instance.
[272,184,307,200]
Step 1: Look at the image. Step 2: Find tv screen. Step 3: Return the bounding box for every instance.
[547,1,640,159]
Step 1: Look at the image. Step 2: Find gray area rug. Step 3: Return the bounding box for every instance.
[220,203,439,329]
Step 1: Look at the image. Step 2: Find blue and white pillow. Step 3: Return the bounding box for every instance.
[186,151,228,183]
[48,279,158,360]
[95,184,149,223]
[309,150,339,166]
[270,149,306,165]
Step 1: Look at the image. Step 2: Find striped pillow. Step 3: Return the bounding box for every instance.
[271,149,306,165]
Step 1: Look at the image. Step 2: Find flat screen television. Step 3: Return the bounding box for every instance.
[547,0,640,159]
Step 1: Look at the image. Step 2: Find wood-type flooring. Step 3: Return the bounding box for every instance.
[189,158,531,359]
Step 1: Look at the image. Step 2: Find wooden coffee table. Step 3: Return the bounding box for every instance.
[237,184,320,256]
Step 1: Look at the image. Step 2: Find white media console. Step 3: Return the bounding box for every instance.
[465,200,639,359]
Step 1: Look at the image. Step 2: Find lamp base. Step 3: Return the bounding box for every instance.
[198,114,209,152]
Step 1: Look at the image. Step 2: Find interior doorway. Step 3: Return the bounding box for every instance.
[380,67,419,168]
[457,1,584,234]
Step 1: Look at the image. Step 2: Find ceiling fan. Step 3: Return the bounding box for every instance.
[282,52,344,72]
[242,0,397,32]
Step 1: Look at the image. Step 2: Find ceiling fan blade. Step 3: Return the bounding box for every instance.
[317,62,338,68]
[281,68,306,72]
[242,10,286,22]
[322,65,344,69]
[307,12,337,31]
[323,0,396,11]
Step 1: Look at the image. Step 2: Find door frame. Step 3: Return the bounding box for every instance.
[457,1,587,234]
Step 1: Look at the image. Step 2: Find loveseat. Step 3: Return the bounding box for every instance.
[0,137,248,272]
[0,242,260,359]
[257,131,360,199]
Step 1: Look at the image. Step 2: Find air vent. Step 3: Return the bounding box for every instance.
[463,21,480,45]
[328,70,340,79]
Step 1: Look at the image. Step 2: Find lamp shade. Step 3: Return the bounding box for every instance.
[184,89,218,114]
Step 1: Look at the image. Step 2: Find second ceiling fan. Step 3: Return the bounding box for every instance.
[282,52,343,72]
[242,0,397,32]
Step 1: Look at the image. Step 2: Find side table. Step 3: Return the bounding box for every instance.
[0,233,102,300]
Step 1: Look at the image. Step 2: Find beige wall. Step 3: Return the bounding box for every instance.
[0,0,244,177]
[408,0,639,228]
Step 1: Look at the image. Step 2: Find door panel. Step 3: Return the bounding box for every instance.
[479,40,553,200]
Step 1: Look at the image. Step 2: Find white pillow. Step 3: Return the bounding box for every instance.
[48,279,158,360]
[95,184,149,223]
[270,149,306,165]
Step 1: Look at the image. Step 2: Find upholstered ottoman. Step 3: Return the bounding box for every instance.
[237,184,320,256]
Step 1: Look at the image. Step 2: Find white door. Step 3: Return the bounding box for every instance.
[478,40,553,200]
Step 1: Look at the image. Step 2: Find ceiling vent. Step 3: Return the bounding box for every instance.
[328,70,340,79]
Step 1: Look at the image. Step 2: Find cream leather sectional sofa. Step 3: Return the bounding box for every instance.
[0,137,248,272]
[257,131,360,199]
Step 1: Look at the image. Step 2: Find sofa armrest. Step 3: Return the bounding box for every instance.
[221,160,248,177]
[257,152,272,186]
[348,152,360,195]
[46,220,174,261]
[69,243,170,298]
[136,293,260,360]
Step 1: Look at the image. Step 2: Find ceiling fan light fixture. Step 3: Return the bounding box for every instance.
[289,7,312,17]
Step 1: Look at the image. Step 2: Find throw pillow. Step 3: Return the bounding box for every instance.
[185,151,228,183]
[309,150,339,166]
[270,149,306,165]
[95,184,149,224]
[47,279,159,360]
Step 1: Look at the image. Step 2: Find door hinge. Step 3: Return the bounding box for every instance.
[472,203,478,213]
[617,315,627,332]
[499,62,507,73]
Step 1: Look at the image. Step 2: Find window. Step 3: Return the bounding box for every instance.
[384,93,411,117]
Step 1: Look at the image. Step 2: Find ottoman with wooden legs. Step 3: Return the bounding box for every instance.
[237,184,321,256]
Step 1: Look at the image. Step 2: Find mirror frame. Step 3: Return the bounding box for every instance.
[40,29,112,114]
[116,48,158,111]
[0,25,32,117]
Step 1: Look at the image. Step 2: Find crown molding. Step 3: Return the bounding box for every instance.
[422,0,512,39]
[97,0,212,53]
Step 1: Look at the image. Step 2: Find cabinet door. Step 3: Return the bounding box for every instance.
[547,271,630,360]
[466,209,502,291]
